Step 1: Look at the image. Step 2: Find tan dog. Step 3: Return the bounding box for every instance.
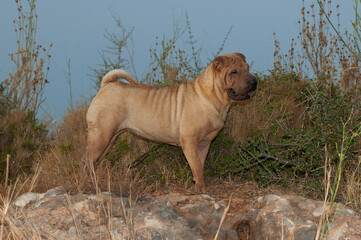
[85,53,257,192]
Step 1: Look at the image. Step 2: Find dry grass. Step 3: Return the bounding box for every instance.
[34,102,88,193]
[346,167,361,208]
[224,75,308,144]
[0,154,140,239]
[0,161,43,240]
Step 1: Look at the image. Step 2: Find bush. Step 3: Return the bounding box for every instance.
[202,71,360,199]
[0,0,51,185]
[0,109,48,182]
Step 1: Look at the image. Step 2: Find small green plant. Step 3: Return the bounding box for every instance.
[59,144,74,155]
[316,118,361,240]
[205,131,238,177]
[105,137,133,167]
[130,144,192,187]
[64,57,74,110]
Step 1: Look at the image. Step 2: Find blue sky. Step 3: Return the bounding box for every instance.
[0,0,354,121]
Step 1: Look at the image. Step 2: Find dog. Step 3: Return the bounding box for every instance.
[85,53,257,192]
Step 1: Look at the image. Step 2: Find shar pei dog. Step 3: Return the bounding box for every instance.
[85,53,257,192]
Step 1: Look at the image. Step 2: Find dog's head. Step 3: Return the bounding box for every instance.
[212,53,257,101]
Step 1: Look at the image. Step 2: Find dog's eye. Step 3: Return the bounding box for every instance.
[230,70,237,75]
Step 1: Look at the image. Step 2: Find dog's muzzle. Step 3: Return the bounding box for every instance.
[227,74,257,100]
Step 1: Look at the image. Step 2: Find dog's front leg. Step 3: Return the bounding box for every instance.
[181,139,206,193]
[198,143,211,170]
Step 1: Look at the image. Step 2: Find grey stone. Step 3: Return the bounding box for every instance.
[296,228,317,240]
[13,192,44,207]
[6,189,361,240]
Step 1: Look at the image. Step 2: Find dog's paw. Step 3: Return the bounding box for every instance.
[195,183,207,194]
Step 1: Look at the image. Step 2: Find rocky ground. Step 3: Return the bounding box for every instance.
[5,182,361,240]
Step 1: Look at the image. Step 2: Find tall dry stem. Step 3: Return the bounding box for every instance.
[273,0,361,90]
[4,0,51,113]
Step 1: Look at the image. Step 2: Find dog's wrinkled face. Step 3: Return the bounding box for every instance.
[213,53,257,101]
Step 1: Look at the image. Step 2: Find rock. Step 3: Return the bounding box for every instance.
[13,192,44,207]
[222,194,361,240]
[5,189,361,239]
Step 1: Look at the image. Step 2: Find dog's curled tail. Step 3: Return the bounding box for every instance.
[100,69,138,88]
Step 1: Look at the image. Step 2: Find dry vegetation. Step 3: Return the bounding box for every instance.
[1,0,361,239]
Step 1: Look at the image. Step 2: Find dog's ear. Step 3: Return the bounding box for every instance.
[212,56,228,72]
[235,53,246,61]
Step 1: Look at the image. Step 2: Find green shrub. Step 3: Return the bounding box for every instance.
[0,110,48,182]
[199,72,360,199]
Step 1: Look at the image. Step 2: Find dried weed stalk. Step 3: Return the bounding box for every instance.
[273,0,361,91]
[4,0,52,113]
